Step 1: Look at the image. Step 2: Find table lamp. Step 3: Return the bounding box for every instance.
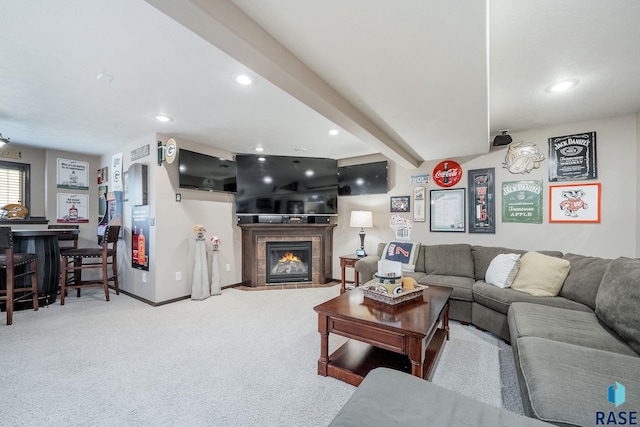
[350,210,373,257]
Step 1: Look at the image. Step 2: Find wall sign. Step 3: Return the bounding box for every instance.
[57,158,89,190]
[433,160,462,187]
[410,174,430,185]
[132,205,150,270]
[131,144,150,161]
[57,193,89,223]
[548,132,597,182]
[111,152,123,192]
[468,168,495,233]
[501,180,543,223]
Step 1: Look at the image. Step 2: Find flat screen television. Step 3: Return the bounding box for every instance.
[178,149,237,193]
[235,154,338,215]
[338,160,388,196]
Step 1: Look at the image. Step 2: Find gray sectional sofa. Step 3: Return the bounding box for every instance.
[351,243,640,426]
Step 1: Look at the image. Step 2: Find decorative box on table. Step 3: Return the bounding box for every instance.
[361,260,426,305]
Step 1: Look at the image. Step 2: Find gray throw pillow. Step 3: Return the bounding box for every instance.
[595,257,640,354]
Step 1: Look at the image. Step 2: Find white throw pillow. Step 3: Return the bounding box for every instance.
[485,254,521,288]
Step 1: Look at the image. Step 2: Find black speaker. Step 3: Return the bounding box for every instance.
[309,216,330,224]
[237,216,257,224]
[493,134,513,146]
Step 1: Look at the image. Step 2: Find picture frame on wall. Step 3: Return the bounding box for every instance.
[468,168,495,233]
[549,182,601,223]
[390,196,410,213]
[430,188,466,232]
[413,186,426,222]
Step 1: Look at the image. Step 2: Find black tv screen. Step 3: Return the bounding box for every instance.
[235,154,338,215]
[178,149,237,193]
[338,161,388,196]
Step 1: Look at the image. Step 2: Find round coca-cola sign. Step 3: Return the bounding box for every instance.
[433,160,462,187]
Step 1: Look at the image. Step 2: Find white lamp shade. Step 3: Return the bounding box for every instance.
[350,210,373,228]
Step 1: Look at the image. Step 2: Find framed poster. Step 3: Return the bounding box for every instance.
[390,196,410,213]
[549,132,597,182]
[57,193,89,223]
[413,186,426,222]
[98,185,108,221]
[57,158,89,190]
[468,168,495,233]
[549,183,601,223]
[502,180,543,223]
[132,205,150,270]
[430,188,465,232]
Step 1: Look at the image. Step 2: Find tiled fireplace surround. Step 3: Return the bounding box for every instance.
[239,224,336,287]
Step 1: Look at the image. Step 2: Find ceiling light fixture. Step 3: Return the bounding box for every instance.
[329,129,339,136]
[234,73,254,86]
[493,129,513,146]
[254,147,264,152]
[547,79,578,93]
[0,133,10,147]
[154,114,173,123]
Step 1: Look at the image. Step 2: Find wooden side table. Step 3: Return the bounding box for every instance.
[339,254,361,294]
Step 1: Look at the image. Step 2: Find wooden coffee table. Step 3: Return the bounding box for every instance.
[313,285,452,386]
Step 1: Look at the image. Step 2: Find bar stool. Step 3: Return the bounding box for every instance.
[0,227,39,325]
[60,225,120,304]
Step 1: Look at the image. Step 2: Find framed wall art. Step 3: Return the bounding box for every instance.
[390,196,410,213]
[549,182,601,223]
[468,168,495,233]
[502,180,543,224]
[430,188,465,232]
[413,186,426,222]
[548,132,597,182]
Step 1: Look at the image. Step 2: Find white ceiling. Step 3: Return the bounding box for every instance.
[0,0,639,168]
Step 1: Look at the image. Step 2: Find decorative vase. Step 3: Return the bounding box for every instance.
[211,245,221,296]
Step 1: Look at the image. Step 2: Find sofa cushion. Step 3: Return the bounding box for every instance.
[419,274,475,301]
[560,253,611,310]
[472,246,562,281]
[473,281,593,315]
[329,367,550,427]
[595,257,640,354]
[516,337,640,426]
[511,252,570,297]
[508,302,638,356]
[485,253,521,288]
[381,241,421,272]
[424,244,474,278]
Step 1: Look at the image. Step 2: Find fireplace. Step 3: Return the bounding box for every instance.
[266,241,312,284]
[239,224,335,287]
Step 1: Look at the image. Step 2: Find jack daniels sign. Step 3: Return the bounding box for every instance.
[468,168,495,233]
[549,132,597,182]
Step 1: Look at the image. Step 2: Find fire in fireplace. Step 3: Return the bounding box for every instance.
[266,241,312,284]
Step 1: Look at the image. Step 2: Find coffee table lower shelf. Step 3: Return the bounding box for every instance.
[325,328,448,387]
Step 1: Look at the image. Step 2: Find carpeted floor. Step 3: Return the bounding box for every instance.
[0,286,523,426]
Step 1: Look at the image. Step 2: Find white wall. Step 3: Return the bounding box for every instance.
[154,134,242,303]
[333,114,638,280]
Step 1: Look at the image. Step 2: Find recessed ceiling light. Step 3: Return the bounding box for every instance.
[329,129,339,136]
[234,73,255,86]
[305,170,314,177]
[154,114,173,122]
[547,79,578,93]
[263,176,273,184]
[258,157,266,162]
[294,147,308,152]
[254,147,264,152]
